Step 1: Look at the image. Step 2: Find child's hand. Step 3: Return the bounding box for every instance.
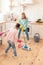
[3,33,7,37]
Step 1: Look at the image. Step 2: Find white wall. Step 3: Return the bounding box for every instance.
[25,0,43,21]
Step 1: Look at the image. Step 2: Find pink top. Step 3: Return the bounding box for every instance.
[6,28,18,43]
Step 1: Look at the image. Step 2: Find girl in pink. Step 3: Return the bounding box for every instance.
[5,23,20,57]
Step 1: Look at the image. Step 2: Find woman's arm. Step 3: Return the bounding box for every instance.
[23,18,28,29]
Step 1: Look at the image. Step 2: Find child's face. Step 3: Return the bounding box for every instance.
[16,27,18,30]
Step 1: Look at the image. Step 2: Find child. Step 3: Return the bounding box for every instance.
[18,12,29,42]
[5,23,20,57]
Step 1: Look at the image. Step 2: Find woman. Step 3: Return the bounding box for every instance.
[18,12,29,42]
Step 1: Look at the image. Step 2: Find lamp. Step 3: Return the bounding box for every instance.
[20,0,33,4]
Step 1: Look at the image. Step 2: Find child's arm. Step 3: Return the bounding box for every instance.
[2,30,9,36]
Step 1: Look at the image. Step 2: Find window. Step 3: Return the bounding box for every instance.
[14,0,33,5]
[0,0,10,21]
[0,0,33,21]
[0,0,2,12]
[0,0,10,14]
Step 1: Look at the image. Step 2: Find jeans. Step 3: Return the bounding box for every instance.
[5,40,17,56]
[18,28,29,40]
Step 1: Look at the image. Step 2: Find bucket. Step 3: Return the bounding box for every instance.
[34,33,40,42]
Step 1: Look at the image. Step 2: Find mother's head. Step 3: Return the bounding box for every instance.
[21,12,27,19]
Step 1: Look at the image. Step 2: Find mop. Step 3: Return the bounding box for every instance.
[22,30,31,51]
[17,23,31,50]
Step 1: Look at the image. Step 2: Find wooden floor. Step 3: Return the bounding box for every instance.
[0,37,43,65]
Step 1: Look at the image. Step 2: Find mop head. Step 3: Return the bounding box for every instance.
[18,43,23,48]
[22,44,31,51]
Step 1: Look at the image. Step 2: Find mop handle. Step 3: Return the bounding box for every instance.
[22,31,27,45]
[20,22,27,45]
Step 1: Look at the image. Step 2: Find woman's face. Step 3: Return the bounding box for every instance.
[21,13,25,19]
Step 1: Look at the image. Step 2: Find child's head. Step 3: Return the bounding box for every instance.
[21,12,27,19]
[15,23,20,30]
